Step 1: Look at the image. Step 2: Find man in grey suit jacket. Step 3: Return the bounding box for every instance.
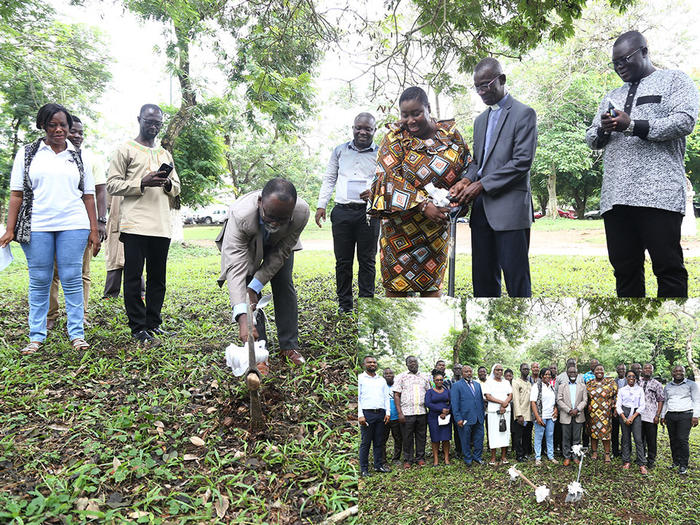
[451,58,537,297]
[217,178,310,369]
[556,366,588,465]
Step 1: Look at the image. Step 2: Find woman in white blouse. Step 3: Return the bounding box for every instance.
[483,363,513,465]
[0,103,100,354]
[530,367,559,465]
[617,370,647,473]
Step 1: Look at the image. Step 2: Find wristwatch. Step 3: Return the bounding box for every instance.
[98,216,108,224]
[623,119,635,136]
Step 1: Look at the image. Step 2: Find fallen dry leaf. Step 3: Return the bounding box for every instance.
[201,488,211,505]
[48,424,70,432]
[183,454,200,461]
[112,457,121,473]
[154,421,165,428]
[75,498,89,511]
[189,436,206,447]
[214,495,229,518]
[206,407,217,414]
[210,379,219,389]
[128,511,149,519]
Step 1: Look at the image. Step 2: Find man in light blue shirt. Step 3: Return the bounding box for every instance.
[660,365,700,475]
[358,355,391,477]
[315,113,380,313]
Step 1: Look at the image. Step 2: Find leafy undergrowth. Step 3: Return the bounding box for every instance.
[359,428,700,525]
[0,245,359,524]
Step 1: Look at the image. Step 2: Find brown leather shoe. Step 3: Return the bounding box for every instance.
[563,458,571,466]
[573,458,580,465]
[282,349,305,366]
[46,318,56,331]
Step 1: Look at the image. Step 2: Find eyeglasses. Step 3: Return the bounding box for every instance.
[609,47,643,69]
[260,205,291,225]
[139,118,163,127]
[473,76,501,93]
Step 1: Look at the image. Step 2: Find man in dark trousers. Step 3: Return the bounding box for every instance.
[660,365,699,475]
[357,356,390,477]
[315,113,380,313]
[585,31,698,297]
[450,57,537,297]
[451,365,485,466]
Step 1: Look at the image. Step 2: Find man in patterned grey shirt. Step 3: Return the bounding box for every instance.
[585,31,699,297]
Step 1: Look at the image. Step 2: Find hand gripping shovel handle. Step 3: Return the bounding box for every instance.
[244,295,260,385]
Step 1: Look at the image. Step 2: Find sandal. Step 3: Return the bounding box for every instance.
[488,460,498,466]
[604,454,611,464]
[21,341,41,355]
[591,452,598,460]
[71,338,90,351]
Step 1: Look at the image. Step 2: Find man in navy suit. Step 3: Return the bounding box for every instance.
[450,57,537,297]
[451,365,485,465]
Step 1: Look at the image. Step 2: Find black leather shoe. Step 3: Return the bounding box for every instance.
[148,327,171,337]
[132,330,160,347]
[360,470,370,477]
[679,466,688,475]
[375,466,391,473]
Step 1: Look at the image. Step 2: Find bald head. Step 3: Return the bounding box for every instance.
[474,57,503,76]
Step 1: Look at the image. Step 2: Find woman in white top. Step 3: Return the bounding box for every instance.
[483,363,513,465]
[0,103,100,354]
[530,368,559,464]
[616,370,647,472]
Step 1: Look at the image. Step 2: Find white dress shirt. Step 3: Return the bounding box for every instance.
[317,141,378,209]
[357,371,390,418]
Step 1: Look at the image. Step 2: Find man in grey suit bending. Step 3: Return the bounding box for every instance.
[451,58,537,297]
[217,178,310,371]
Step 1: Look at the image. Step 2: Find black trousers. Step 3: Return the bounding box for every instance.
[620,407,645,466]
[103,269,145,299]
[512,419,532,459]
[553,419,562,452]
[470,195,531,297]
[562,421,582,459]
[612,413,622,457]
[603,205,687,297]
[666,410,693,468]
[359,409,385,471]
[382,418,402,463]
[254,251,299,350]
[452,417,462,456]
[641,421,658,466]
[121,233,170,334]
[401,414,427,463]
[330,205,380,311]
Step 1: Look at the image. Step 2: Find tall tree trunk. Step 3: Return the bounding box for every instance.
[161,27,196,153]
[1,119,22,222]
[684,317,700,380]
[546,165,558,218]
[453,298,468,366]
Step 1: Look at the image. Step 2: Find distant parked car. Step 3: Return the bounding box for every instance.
[534,208,577,219]
[194,206,228,225]
[584,209,602,220]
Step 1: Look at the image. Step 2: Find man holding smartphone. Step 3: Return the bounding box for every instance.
[106,104,181,345]
[585,31,699,297]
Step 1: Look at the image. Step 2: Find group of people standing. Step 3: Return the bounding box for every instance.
[2,102,181,353]
[357,355,699,478]
[317,30,699,310]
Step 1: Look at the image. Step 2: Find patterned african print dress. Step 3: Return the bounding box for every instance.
[368,120,471,292]
[586,377,618,440]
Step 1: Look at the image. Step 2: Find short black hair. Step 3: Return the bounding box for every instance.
[432,371,444,379]
[363,355,376,362]
[354,112,375,124]
[504,368,514,376]
[139,103,163,117]
[614,30,647,49]
[405,355,417,364]
[477,366,487,372]
[399,86,429,108]
[71,115,82,125]
[36,103,72,131]
[261,177,297,203]
[474,57,503,76]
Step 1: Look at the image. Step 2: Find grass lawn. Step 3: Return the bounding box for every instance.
[359,427,700,525]
[2,242,700,523]
[0,244,358,524]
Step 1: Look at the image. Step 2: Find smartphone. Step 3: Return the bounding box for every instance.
[607,101,617,118]
[157,163,173,178]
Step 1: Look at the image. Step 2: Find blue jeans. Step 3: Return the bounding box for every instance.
[21,230,89,342]
[534,418,554,460]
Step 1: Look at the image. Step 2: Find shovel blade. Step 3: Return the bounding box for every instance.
[249,390,265,431]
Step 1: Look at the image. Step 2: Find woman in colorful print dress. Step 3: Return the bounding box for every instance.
[586,364,618,463]
[368,86,471,296]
